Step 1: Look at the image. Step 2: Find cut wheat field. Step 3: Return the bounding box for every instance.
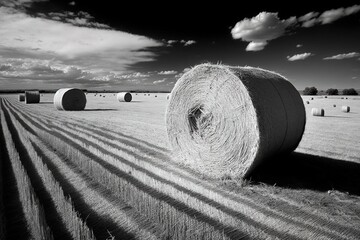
[0,93,360,240]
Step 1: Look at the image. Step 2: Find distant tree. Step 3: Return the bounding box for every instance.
[342,88,358,95]
[303,86,318,95]
[326,88,338,95]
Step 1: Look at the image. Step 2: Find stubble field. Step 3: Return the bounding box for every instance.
[0,93,359,240]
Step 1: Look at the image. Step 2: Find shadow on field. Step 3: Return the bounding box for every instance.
[250,152,360,196]
[84,108,117,111]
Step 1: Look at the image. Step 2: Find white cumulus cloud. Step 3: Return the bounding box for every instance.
[287,53,313,61]
[153,79,166,84]
[158,70,177,75]
[231,12,296,51]
[323,52,360,60]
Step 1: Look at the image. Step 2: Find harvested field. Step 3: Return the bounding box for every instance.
[0,93,360,239]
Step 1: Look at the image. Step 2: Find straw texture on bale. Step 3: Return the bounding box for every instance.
[18,94,25,102]
[311,108,324,116]
[166,64,306,178]
[342,106,350,112]
[25,91,40,104]
[53,88,86,111]
[117,92,132,102]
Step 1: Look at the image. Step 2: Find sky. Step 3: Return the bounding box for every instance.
[0,0,360,91]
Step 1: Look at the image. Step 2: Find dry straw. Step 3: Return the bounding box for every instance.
[311,108,324,116]
[117,92,132,102]
[342,106,350,113]
[25,91,40,104]
[18,94,25,102]
[166,64,306,179]
[54,88,87,111]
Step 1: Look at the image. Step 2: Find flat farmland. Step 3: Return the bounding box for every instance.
[1,93,360,240]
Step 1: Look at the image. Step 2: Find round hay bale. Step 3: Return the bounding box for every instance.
[342,106,350,113]
[166,64,306,179]
[25,91,40,104]
[117,92,132,102]
[324,96,327,98]
[155,95,157,97]
[311,108,324,116]
[53,88,87,111]
[311,97,314,100]
[166,94,171,100]
[306,101,309,104]
[333,104,336,107]
[148,94,150,96]
[18,94,25,102]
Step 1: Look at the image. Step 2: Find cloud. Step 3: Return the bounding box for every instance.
[323,52,360,60]
[296,44,303,48]
[69,1,75,6]
[166,39,196,46]
[287,53,313,61]
[231,12,296,51]
[0,7,162,69]
[153,79,166,84]
[184,40,196,46]
[318,5,360,24]
[231,5,360,51]
[246,41,268,51]
[158,70,177,75]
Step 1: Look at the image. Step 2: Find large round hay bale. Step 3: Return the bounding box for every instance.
[306,101,309,104]
[311,108,324,116]
[166,64,306,179]
[342,106,350,113]
[25,91,40,104]
[18,94,25,102]
[117,92,132,102]
[53,88,86,111]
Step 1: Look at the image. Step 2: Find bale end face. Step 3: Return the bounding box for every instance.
[18,94,25,102]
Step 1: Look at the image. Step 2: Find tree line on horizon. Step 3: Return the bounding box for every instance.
[302,87,359,96]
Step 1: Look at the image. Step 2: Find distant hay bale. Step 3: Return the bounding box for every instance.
[53,88,87,111]
[117,92,132,102]
[167,94,171,100]
[333,104,336,107]
[311,97,314,100]
[155,95,157,97]
[311,108,324,116]
[324,96,327,98]
[25,91,40,104]
[144,94,146,96]
[306,101,309,104]
[148,94,150,96]
[18,94,25,102]
[166,64,306,179]
[342,106,350,113]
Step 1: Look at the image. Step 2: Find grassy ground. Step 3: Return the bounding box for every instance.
[1,92,360,239]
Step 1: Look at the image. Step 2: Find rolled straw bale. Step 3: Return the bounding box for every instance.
[18,94,25,102]
[53,88,86,111]
[148,94,150,96]
[311,108,324,116]
[311,97,314,100]
[324,96,327,98]
[333,104,336,107]
[155,95,157,97]
[166,64,306,179]
[117,92,132,102]
[25,91,40,104]
[342,106,350,113]
[306,101,309,104]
